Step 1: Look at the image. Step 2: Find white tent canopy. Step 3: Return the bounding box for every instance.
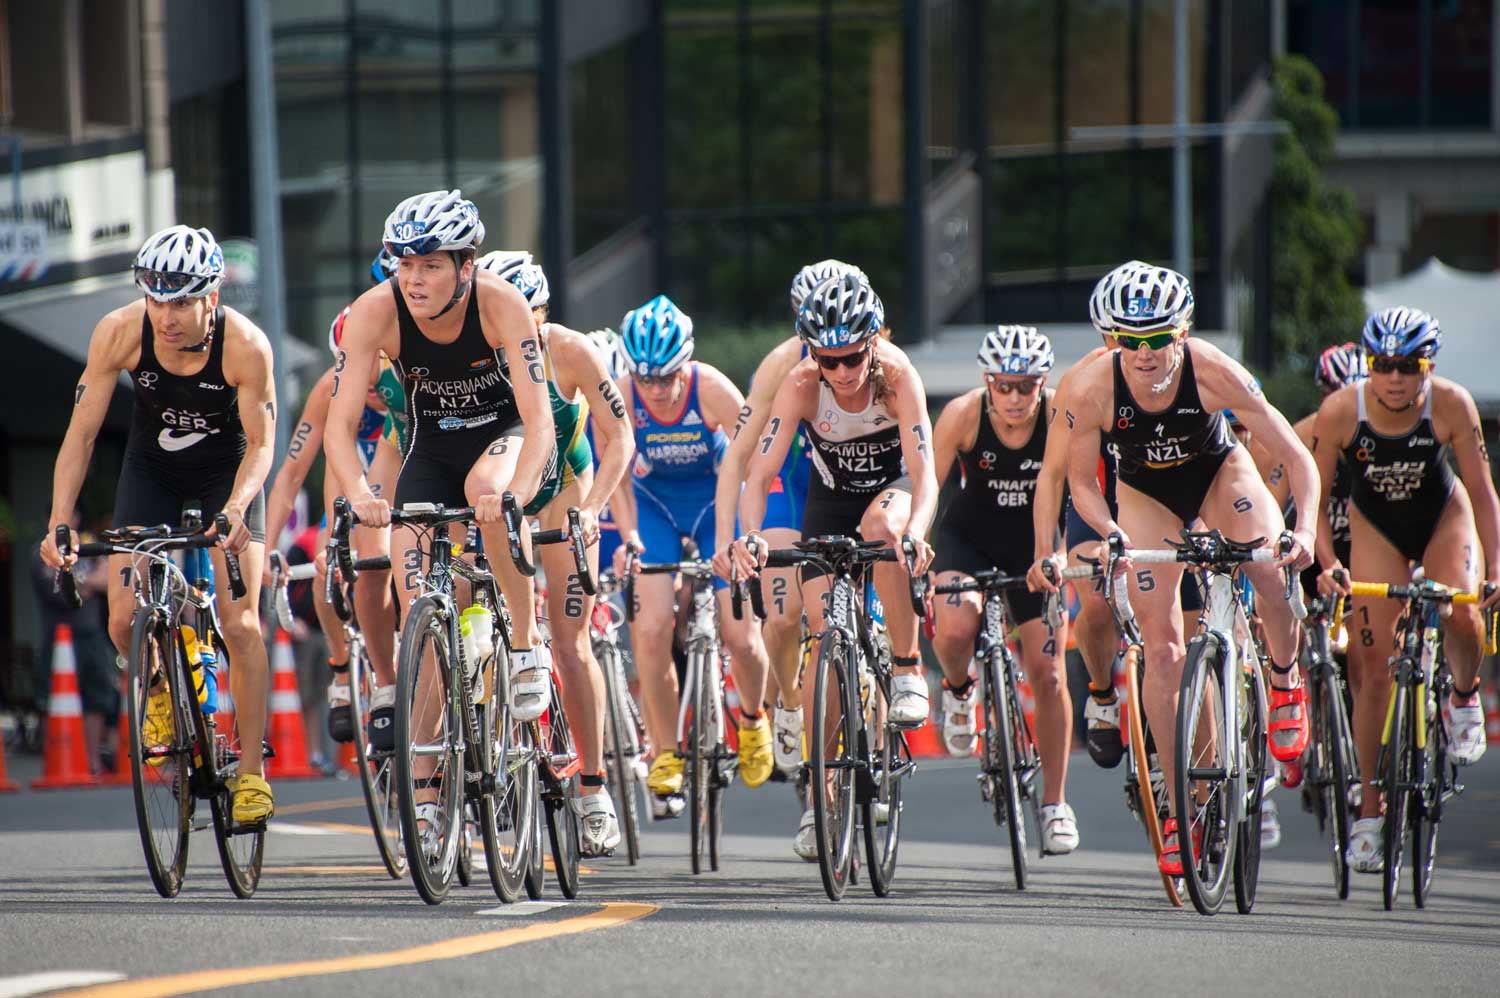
[1363,257,1500,413]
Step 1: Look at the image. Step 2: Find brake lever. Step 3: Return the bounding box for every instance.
[214,513,247,600]
[1278,531,1307,621]
[53,524,83,609]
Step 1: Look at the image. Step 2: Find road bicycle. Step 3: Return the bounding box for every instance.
[593,569,650,865]
[1298,592,1358,900]
[1343,571,1497,910]
[757,535,926,901]
[57,512,262,898]
[932,570,1041,889]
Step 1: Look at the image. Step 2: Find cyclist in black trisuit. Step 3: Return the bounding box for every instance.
[40,225,279,825]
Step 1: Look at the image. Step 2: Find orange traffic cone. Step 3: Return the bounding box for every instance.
[265,629,320,779]
[1484,680,1500,743]
[338,740,358,775]
[32,624,99,789]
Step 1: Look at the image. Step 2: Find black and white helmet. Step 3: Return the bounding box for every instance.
[132,225,225,302]
[382,189,485,258]
[796,273,885,349]
[585,328,630,381]
[1088,260,1150,332]
[789,259,867,313]
[1099,263,1195,334]
[476,250,550,308]
[978,325,1054,377]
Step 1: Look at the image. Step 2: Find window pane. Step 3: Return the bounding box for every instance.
[1138,0,1206,127]
[1066,1,1130,131]
[1430,0,1490,127]
[929,0,969,180]
[574,43,640,255]
[749,20,822,205]
[990,153,1060,273]
[666,26,738,209]
[991,0,1056,148]
[1356,0,1420,128]
[829,18,903,204]
[1287,0,1354,124]
[455,70,541,255]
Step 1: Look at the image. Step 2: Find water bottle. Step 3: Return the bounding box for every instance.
[459,605,495,703]
[180,624,218,715]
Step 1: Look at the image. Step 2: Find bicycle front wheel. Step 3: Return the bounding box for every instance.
[703,651,727,873]
[599,640,641,865]
[128,610,192,899]
[687,643,709,875]
[1412,682,1442,909]
[1381,680,1411,911]
[983,648,1027,889]
[348,642,404,879]
[1175,635,1236,916]
[1125,645,1181,906]
[862,665,903,898]
[394,596,464,905]
[811,628,859,901]
[1313,665,1352,900]
[544,677,582,898]
[1233,658,1267,915]
[480,690,535,903]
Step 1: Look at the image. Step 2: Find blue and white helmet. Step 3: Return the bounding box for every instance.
[370,248,399,284]
[621,294,694,377]
[1088,260,1150,332]
[978,325,1054,376]
[789,259,867,313]
[476,250,549,308]
[132,225,224,301]
[1362,307,1441,359]
[1097,262,1195,334]
[586,328,630,381]
[796,272,885,349]
[382,189,485,258]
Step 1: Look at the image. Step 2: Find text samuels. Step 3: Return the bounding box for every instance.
[810,431,904,490]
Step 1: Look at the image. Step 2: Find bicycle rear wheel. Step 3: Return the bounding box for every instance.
[524,774,545,899]
[206,637,264,898]
[1312,665,1352,900]
[1412,683,1442,908]
[544,677,582,899]
[394,596,464,905]
[811,628,859,901]
[599,641,641,864]
[1381,680,1411,912]
[984,648,1027,890]
[703,652,727,873]
[1005,653,1042,849]
[1233,659,1267,915]
[1175,635,1236,916]
[862,691,903,897]
[480,682,535,903]
[128,610,192,898]
[348,642,404,879]
[1125,645,1181,906]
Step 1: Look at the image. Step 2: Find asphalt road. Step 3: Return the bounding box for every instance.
[2,747,1498,998]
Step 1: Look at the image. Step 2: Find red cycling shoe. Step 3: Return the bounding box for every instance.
[1268,681,1310,763]
[1158,817,1202,877]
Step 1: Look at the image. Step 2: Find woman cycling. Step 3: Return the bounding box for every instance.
[730,271,937,859]
[609,294,774,816]
[931,325,1078,854]
[1313,307,1500,871]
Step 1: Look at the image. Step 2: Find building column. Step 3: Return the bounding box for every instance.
[1366,192,1414,285]
[140,0,175,231]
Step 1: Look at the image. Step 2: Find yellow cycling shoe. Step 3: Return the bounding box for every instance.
[647,751,684,796]
[231,773,275,825]
[737,715,774,789]
[144,683,175,767]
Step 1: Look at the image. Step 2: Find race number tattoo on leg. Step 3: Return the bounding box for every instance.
[564,574,586,618]
[488,438,511,456]
[1065,409,1076,429]
[1232,496,1254,514]
[403,547,422,592]
[770,575,789,616]
[288,420,313,459]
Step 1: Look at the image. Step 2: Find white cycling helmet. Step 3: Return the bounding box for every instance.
[132,225,225,302]
[1099,263,1195,335]
[381,189,485,258]
[796,272,885,349]
[476,251,550,308]
[789,259,867,313]
[585,328,630,381]
[1088,260,1150,332]
[978,325,1054,376]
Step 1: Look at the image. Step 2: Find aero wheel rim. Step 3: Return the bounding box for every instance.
[813,629,856,898]
[1178,645,1232,912]
[405,610,461,897]
[131,618,191,896]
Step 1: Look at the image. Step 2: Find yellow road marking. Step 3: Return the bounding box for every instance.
[58,903,656,998]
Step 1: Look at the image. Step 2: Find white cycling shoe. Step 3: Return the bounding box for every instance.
[579,790,622,857]
[941,684,978,757]
[1349,816,1383,873]
[1443,698,1487,766]
[773,704,804,775]
[509,645,553,722]
[793,808,819,862]
[1260,798,1281,850]
[889,673,930,729]
[1038,802,1079,856]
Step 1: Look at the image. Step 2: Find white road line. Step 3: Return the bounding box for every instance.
[267,823,341,836]
[474,901,569,917]
[0,972,126,998]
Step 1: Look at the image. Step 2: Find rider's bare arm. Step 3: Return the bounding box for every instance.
[931,388,981,495]
[884,345,939,542]
[1309,386,1356,572]
[327,288,398,506]
[264,366,334,555]
[1064,353,1118,541]
[740,362,817,540]
[219,310,277,538]
[713,337,802,557]
[45,308,135,562]
[478,271,555,506]
[1436,379,1500,586]
[607,375,641,544]
[550,327,635,519]
[1032,370,1079,565]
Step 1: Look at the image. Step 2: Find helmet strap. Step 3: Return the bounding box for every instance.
[177,307,215,353]
[1149,340,1184,395]
[429,252,471,320]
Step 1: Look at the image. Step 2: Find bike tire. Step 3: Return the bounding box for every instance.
[348,642,405,879]
[394,596,463,905]
[1175,635,1236,916]
[1315,666,1352,900]
[688,644,708,875]
[1004,652,1042,853]
[1412,683,1442,908]
[862,691,903,897]
[128,610,192,899]
[524,774,545,899]
[1125,645,1182,906]
[703,650,727,873]
[480,695,535,903]
[544,677,582,899]
[811,628,858,901]
[1233,658,1267,915]
[599,641,641,865]
[1382,680,1410,912]
[206,636,264,898]
[984,648,1027,890]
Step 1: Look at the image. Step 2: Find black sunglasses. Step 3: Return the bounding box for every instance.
[813,345,871,371]
[1369,355,1428,376]
[986,375,1041,395]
